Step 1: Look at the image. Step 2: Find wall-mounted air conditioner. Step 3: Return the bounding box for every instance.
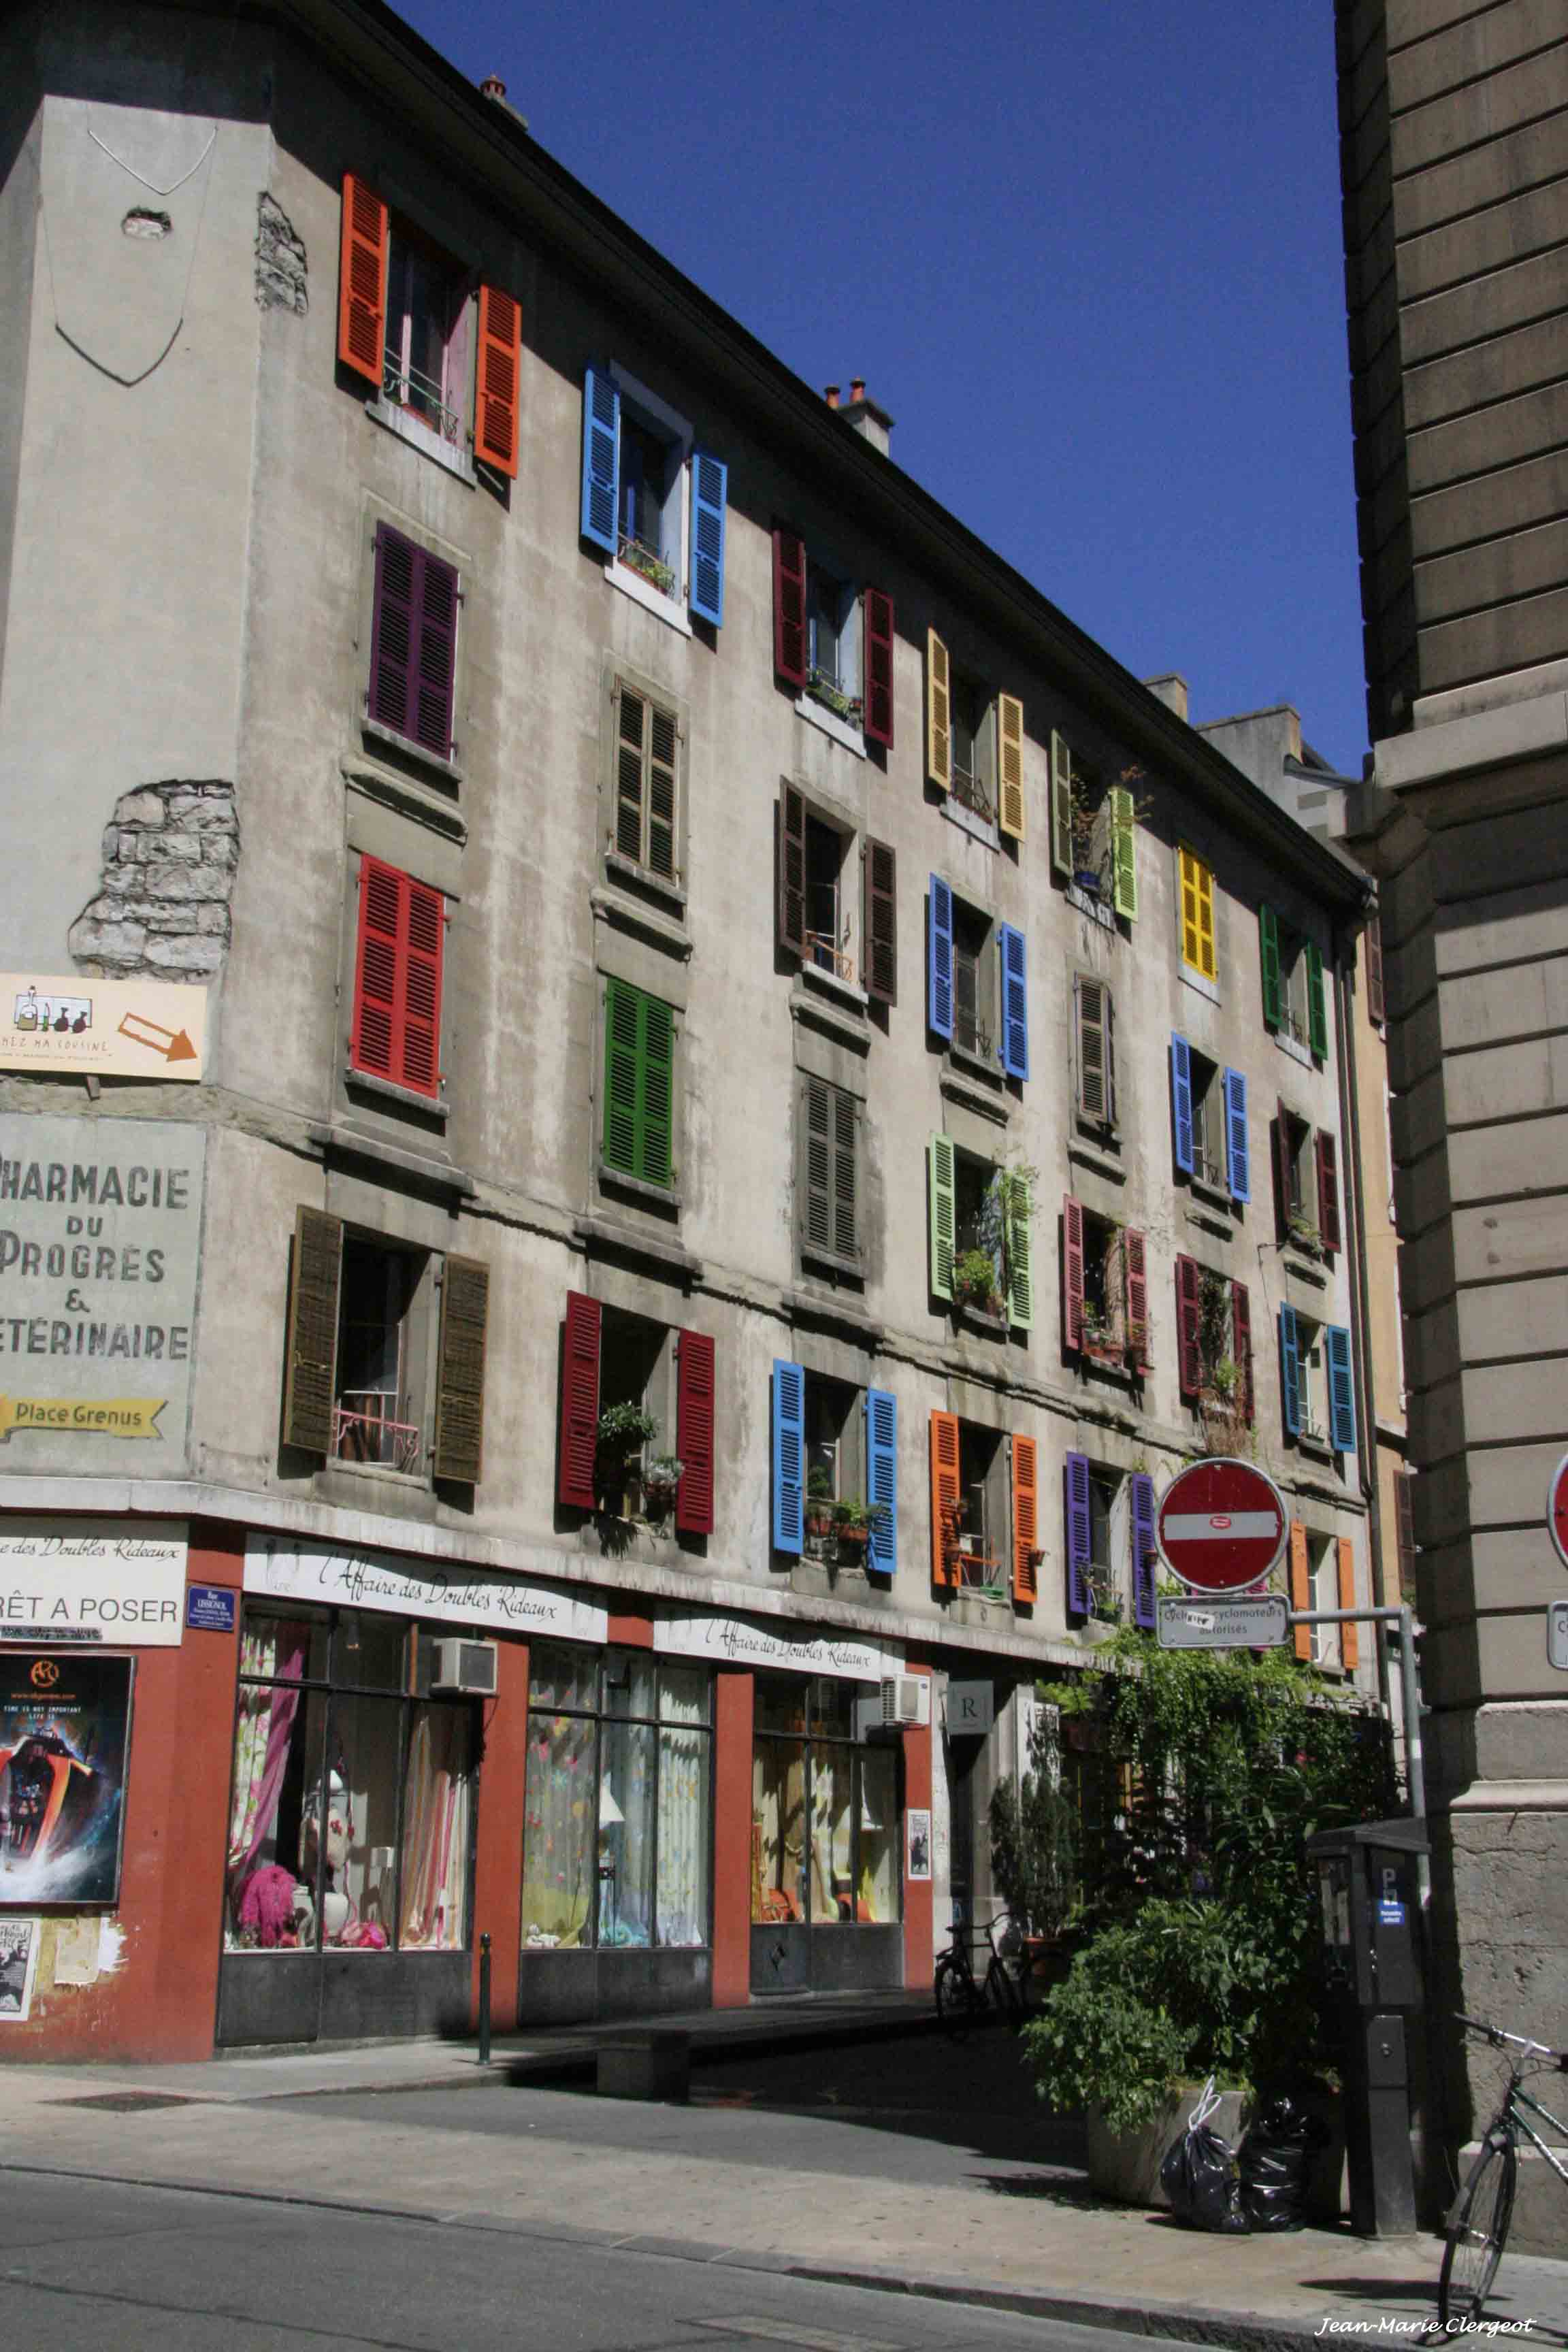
[431,1637,499,1697]
[879,1674,930,1728]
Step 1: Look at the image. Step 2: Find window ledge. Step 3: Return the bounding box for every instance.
[1296,1433,1337,1467]
[1275,1028,1316,1071]
[589,883,693,962]
[1283,1254,1329,1289]
[800,959,868,1013]
[365,394,476,487]
[940,1065,1009,1126]
[604,849,687,913]
[1068,1137,1125,1186]
[1189,1173,1235,1215]
[596,1160,681,1211]
[361,717,464,789]
[1181,966,1220,1005]
[947,1040,1003,1087]
[346,1066,451,1122]
[789,983,870,1054]
[1067,882,1116,931]
[323,1456,430,1494]
[308,1120,474,1197]
[574,1209,702,1280]
[342,757,466,844]
[943,798,998,852]
[795,692,867,759]
[1186,1202,1235,1244]
[783,1287,885,1347]
[953,1300,1009,1339]
[800,1242,864,1284]
[1078,1345,1136,1384]
[606,559,693,636]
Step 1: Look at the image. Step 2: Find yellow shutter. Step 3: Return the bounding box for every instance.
[1180,847,1216,980]
[998,693,1025,840]
[927,628,951,792]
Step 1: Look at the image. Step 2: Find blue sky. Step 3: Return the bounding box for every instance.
[398,0,1367,773]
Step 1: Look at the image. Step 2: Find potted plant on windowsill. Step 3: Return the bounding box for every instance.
[1286,1212,1325,1261]
[832,1495,874,1563]
[642,1454,684,1521]
[807,666,863,725]
[954,1247,1003,1320]
[1081,1305,1124,1366]
[619,537,676,597]
[804,1465,836,1547]
[595,1401,659,1514]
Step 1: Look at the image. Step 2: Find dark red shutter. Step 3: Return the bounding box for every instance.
[1176,1254,1201,1399]
[1232,1279,1254,1424]
[1274,1095,1293,1245]
[863,588,895,747]
[1125,1228,1150,1369]
[1062,1195,1085,1352]
[1364,913,1385,1024]
[864,838,897,1005]
[558,1292,602,1509]
[1316,1130,1341,1252]
[675,1328,715,1534]
[474,284,521,477]
[773,527,807,688]
[778,783,806,955]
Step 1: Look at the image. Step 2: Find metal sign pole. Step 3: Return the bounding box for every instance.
[1290,1605,1428,1900]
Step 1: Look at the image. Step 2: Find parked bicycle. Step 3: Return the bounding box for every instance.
[1438,2013,1568,2328]
[933,1911,1030,2038]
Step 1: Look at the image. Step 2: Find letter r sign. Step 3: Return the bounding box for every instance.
[947,1680,994,1736]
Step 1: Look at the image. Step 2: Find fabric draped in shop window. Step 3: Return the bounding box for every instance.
[399,1705,472,1950]
[227,1618,308,1881]
[521,1711,595,1947]
[656,1668,708,1946]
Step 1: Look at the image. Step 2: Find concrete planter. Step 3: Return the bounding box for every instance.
[1087,2085,1247,2208]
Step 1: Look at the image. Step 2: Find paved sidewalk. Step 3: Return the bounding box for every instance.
[0,2029,1562,2351]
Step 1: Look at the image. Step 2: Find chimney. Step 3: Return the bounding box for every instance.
[823,385,840,410]
[838,379,894,459]
[1143,672,1190,723]
[480,74,506,99]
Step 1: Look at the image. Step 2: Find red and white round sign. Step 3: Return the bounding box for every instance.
[1156,1457,1288,1595]
[1550,1452,1568,1574]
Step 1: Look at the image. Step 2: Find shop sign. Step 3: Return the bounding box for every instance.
[0,1519,187,1646]
[654,1609,901,1683]
[0,1652,134,1904]
[947,1680,994,1735]
[244,1535,609,1646]
[0,974,206,1081]
[0,1115,206,1476]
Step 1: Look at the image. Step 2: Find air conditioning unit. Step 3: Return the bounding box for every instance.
[431,1637,498,1697]
[879,1675,930,1729]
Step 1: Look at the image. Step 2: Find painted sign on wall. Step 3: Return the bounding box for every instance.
[0,1117,206,1475]
[0,1520,187,1646]
[654,1610,901,1684]
[244,1535,609,1646]
[0,975,206,1080]
[0,1652,134,1905]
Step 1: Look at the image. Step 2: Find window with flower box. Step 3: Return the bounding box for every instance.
[1174,1258,1254,1439]
[557,1292,714,1533]
[927,1137,1033,1333]
[1273,1100,1341,1258]
[1060,1196,1149,1373]
[929,1411,1040,1605]
[1064,1456,1156,1629]
[580,365,727,628]
[773,527,894,749]
[772,1361,896,1575]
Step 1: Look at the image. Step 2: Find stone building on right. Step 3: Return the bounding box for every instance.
[1335,0,1568,2241]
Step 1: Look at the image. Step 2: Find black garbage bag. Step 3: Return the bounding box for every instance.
[1236,2094,1328,2233]
[1160,2119,1249,2232]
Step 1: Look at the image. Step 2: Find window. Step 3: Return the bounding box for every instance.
[1175,1258,1254,1423]
[365,526,460,765]
[1064,1455,1156,1629]
[281,1207,489,1484]
[1288,1526,1357,1673]
[523,1645,713,1953]
[337,175,519,476]
[226,1603,476,1955]
[926,630,1026,842]
[772,1363,896,1573]
[928,1137,1034,1332]
[927,877,1028,1077]
[557,1292,715,1533]
[1061,1197,1149,1371]
[930,1411,1039,1605]
[775,785,897,1005]
[1260,906,1327,1060]
[1049,737,1138,917]
[1273,1102,1341,1256]
[350,855,446,1100]
[751,1676,900,1927]
[580,367,726,627]
[1178,845,1216,980]
[773,528,894,747]
[798,1075,860,1272]
[1170,1036,1249,1200]
[1074,976,1117,1130]
[1279,1306,1356,1454]
[602,977,675,1190]
[610,681,680,884]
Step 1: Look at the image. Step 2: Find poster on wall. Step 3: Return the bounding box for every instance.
[906,1809,932,1883]
[0,1916,41,2020]
[0,1653,133,1905]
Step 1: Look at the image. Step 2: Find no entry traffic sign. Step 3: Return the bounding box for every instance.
[1156,1457,1288,1595]
[1551,1453,1568,1574]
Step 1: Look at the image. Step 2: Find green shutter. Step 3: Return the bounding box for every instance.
[1108,785,1137,919]
[603,975,640,1173]
[1307,937,1327,1059]
[638,991,674,1186]
[1049,731,1074,878]
[928,1132,955,1301]
[1007,1175,1034,1330]
[603,978,674,1187]
[1260,904,1282,1031]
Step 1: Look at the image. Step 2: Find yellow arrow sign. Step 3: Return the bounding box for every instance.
[0,1396,167,1439]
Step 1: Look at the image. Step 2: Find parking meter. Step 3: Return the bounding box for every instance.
[1307,1817,1428,2236]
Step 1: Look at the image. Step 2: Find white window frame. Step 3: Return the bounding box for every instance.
[604,364,693,636]
[1309,1536,1341,1669]
[796,552,865,755]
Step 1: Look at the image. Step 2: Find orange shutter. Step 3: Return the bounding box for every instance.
[338,174,388,387]
[1337,1537,1358,1669]
[1012,1435,1039,1603]
[1289,1520,1311,1661]
[930,1411,960,1590]
[475,284,521,476]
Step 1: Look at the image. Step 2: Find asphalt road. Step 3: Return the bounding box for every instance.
[0,2170,1196,2352]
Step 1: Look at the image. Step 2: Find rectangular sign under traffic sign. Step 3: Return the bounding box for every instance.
[1550,1599,1568,1671]
[1157,1595,1290,1650]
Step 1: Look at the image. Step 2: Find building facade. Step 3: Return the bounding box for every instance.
[0,0,1376,2060]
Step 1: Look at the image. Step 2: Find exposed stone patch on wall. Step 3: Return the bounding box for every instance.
[255,193,307,314]
[69,781,240,981]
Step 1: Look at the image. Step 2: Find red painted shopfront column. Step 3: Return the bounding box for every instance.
[472,1637,529,2033]
[901,1663,934,1992]
[710,1665,753,2007]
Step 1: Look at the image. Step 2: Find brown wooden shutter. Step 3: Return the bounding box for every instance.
[1337,1537,1358,1669]
[474,284,521,476]
[1274,1096,1293,1244]
[1232,1278,1254,1424]
[1012,1434,1039,1604]
[432,1254,489,1483]
[558,1290,602,1509]
[863,837,898,1004]
[803,1075,833,1258]
[777,783,806,955]
[1290,1520,1311,1661]
[1124,1228,1150,1369]
[1363,912,1385,1025]
[1175,1254,1201,1399]
[773,527,808,688]
[863,588,895,747]
[930,1410,961,1589]
[282,1205,343,1454]
[676,1328,716,1534]
[1316,1129,1342,1252]
[1395,1469,1416,1595]
[338,174,387,387]
[1062,1194,1085,1352]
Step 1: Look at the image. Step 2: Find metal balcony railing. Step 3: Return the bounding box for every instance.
[806,664,863,725]
[616,533,676,595]
[333,1391,421,1472]
[382,353,463,448]
[804,930,854,983]
[951,766,996,825]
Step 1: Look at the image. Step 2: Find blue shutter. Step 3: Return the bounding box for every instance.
[1223,1067,1250,1203]
[998,922,1029,1079]
[772,1358,804,1554]
[1064,1452,1092,1617]
[1279,1305,1301,1439]
[928,877,953,1040]
[581,368,619,555]
[689,450,727,625]
[865,1388,897,1575]
[1326,1326,1357,1453]
[1170,1034,1194,1176]
[1130,1471,1156,1630]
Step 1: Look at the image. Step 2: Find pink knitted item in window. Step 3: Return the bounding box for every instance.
[238,1863,300,1948]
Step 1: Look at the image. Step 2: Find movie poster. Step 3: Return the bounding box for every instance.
[0,1918,40,2020]
[0,1653,133,1904]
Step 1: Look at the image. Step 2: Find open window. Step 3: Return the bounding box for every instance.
[1289,1524,1358,1673]
[772,1362,896,1574]
[1273,1100,1341,1257]
[1063,1455,1156,1628]
[1175,1258,1254,1428]
[281,1207,489,1484]
[773,528,894,748]
[929,1412,1039,1605]
[581,367,727,626]
[776,784,897,1007]
[1170,1036,1249,1201]
[1260,906,1328,1061]
[557,1292,715,1532]
[1279,1305,1356,1455]
[926,630,1025,843]
[927,877,1028,1077]
[928,1137,1034,1333]
[1061,1196,1149,1373]
[1048,735,1137,918]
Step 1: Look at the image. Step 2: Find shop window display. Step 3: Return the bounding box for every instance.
[521,1646,711,1955]
[225,1606,474,1955]
[751,1675,900,1926]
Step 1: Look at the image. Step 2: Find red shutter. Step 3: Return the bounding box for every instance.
[1124,1228,1150,1369]
[773,527,808,688]
[1062,1195,1085,1353]
[558,1292,602,1509]
[1176,1254,1201,1399]
[675,1328,715,1535]
[863,588,895,747]
[400,880,444,1095]
[1364,913,1385,1025]
[1232,1279,1254,1425]
[1316,1130,1341,1252]
[474,284,521,477]
[1012,1434,1039,1604]
[351,857,402,1081]
[338,174,387,387]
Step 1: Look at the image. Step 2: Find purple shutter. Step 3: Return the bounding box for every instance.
[369,525,457,759]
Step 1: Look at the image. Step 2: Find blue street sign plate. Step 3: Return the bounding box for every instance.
[186,1584,236,1633]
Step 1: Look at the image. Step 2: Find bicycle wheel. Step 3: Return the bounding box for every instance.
[934,1955,973,2041]
[1439,2133,1516,2330]
[986,1955,1025,2025]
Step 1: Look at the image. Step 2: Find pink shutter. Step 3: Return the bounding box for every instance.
[558,1292,602,1509]
[1062,1195,1085,1353]
[1175,1254,1201,1400]
[676,1328,715,1533]
[773,527,807,688]
[864,588,895,747]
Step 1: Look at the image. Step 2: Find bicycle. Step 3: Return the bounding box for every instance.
[933,1912,1030,2039]
[1438,2013,1568,2328]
